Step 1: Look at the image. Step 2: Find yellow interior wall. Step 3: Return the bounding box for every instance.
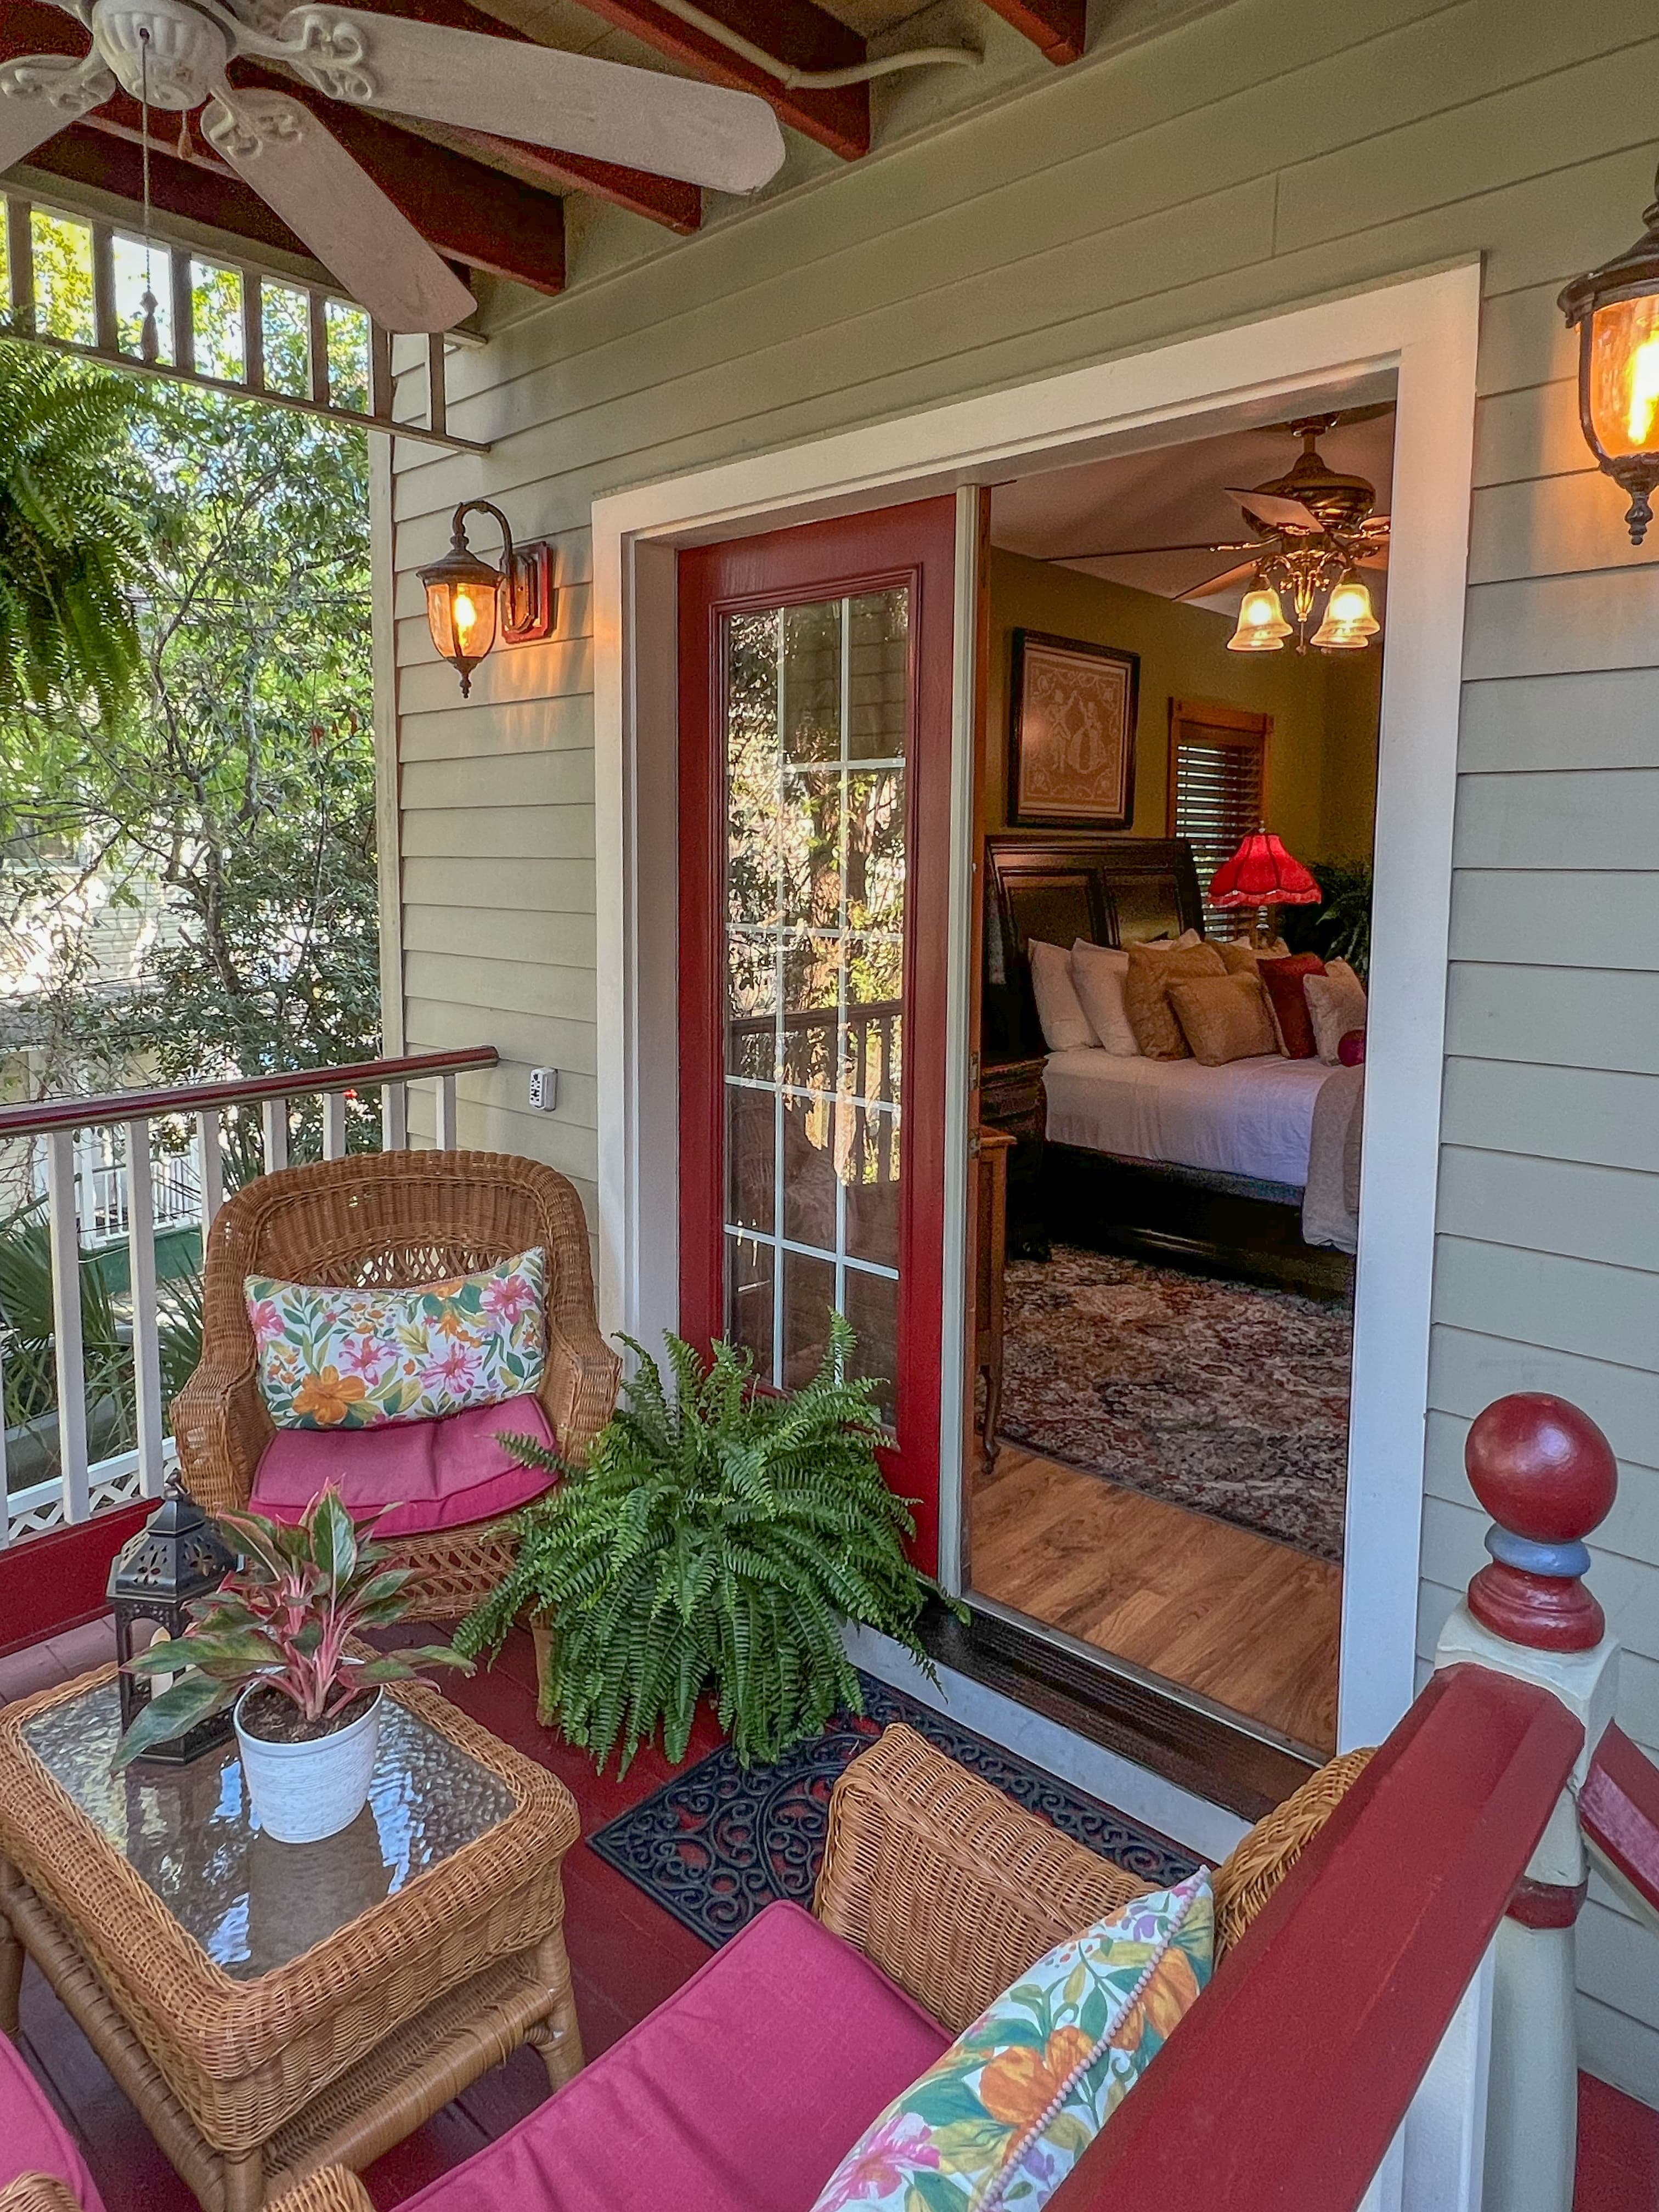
[984,548,1380,863]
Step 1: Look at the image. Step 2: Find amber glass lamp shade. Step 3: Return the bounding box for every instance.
[1312,575,1380,651]
[1559,170,1659,544]
[422,544,503,698]
[1228,583,1291,653]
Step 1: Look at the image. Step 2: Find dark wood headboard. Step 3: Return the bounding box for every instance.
[982,833,1205,1060]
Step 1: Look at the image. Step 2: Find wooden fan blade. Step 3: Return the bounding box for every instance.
[204,89,476,332]
[272,6,787,194]
[0,51,115,171]
[1176,558,1261,603]
[1224,487,1324,531]
[1046,539,1262,562]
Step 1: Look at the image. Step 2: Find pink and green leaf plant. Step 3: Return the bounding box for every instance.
[112,1485,472,1771]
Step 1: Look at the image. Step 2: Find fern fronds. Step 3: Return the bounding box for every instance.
[457,1319,953,1773]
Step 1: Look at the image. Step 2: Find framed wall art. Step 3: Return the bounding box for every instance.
[1007,628,1140,829]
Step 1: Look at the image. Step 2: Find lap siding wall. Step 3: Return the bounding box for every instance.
[378,0,1659,2104]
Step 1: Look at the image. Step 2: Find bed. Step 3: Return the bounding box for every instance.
[981,833,1356,1294]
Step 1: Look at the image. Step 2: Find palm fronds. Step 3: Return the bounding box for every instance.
[458,1317,952,1772]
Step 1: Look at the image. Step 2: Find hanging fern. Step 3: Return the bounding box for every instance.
[457,1317,953,1771]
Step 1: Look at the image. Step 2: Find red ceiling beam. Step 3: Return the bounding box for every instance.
[980,0,1087,64]
[554,0,870,161]
[296,0,702,232]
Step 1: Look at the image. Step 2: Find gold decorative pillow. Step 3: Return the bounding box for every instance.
[1123,941,1226,1059]
[1213,940,1260,975]
[1168,972,1279,1065]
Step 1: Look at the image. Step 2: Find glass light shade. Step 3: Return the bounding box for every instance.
[1312,577,1380,651]
[1228,584,1291,652]
[1584,294,1659,460]
[425,571,499,668]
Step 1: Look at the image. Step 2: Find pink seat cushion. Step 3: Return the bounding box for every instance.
[251,1394,557,1538]
[0,2030,106,2211]
[396,1901,949,2212]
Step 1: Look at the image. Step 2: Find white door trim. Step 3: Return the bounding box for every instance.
[592,257,1481,1755]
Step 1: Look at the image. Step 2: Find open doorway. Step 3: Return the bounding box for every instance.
[967,404,1393,1761]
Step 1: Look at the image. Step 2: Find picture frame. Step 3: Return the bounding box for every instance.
[1007,628,1140,829]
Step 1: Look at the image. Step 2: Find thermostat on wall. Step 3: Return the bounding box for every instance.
[528,1068,560,1113]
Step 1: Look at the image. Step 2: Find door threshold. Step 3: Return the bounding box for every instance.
[921,1594,1319,1822]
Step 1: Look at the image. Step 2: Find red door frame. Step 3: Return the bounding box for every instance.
[678,497,957,1571]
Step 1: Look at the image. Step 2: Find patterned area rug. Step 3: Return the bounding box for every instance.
[998,1244,1352,1561]
[587,1669,1198,1949]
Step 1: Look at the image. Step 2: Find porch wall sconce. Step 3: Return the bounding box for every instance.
[1559,164,1659,545]
[420,500,557,696]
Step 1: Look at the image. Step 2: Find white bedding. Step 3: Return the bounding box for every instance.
[1042,1047,1342,1189]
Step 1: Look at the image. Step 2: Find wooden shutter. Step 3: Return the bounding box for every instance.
[1167,699,1271,939]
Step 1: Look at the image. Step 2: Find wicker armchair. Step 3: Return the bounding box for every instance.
[237,1725,1368,2212]
[172,1149,620,1618]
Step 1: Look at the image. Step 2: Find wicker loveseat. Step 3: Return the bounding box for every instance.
[172,1149,620,1618]
[165,1723,1368,2212]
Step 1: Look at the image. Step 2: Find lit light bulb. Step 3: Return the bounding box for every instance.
[1312,575,1380,652]
[452,589,478,644]
[1627,334,1659,445]
[1228,584,1291,653]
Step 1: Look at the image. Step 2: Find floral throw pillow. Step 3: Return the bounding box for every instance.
[246,1248,546,1429]
[811,1871,1212,2212]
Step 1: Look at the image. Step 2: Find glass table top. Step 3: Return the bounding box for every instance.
[22,1680,516,1980]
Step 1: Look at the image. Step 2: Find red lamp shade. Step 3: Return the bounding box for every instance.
[1208,829,1323,909]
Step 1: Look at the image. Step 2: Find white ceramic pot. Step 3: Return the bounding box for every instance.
[234,1687,383,1845]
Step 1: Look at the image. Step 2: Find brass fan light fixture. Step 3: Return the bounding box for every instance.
[1045,414,1390,657]
[1559,163,1659,545]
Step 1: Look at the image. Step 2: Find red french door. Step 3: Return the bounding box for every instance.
[679,498,957,1571]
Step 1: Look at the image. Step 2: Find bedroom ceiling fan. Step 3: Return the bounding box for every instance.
[1048,413,1392,655]
[0,0,788,332]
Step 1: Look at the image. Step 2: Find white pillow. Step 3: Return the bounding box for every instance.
[1142,928,1203,950]
[1070,938,1140,1057]
[1028,940,1095,1052]
[1304,958,1368,1063]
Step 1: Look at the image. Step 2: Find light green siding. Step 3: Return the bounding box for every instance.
[382,0,1659,2100]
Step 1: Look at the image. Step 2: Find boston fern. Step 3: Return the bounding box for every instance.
[456,1319,950,1771]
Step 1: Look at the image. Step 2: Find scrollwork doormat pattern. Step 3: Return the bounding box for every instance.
[586,1670,1198,1949]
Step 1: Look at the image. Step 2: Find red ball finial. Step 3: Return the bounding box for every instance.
[1465,1394,1617,1653]
[1465,1392,1618,1543]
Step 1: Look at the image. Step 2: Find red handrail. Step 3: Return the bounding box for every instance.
[0,1047,500,1137]
[1049,1664,1583,2212]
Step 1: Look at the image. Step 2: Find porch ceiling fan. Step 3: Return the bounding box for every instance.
[0,0,787,332]
[1050,411,1393,608]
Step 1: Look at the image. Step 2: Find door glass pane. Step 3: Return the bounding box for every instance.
[721,587,909,1424]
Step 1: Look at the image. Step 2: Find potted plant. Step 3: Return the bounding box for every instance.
[457,1316,956,1772]
[112,1485,472,1844]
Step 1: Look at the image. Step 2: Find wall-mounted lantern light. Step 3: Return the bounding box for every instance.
[1559,166,1659,545]
[420,500,557,696]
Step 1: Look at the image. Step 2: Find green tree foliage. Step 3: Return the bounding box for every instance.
[458,1320,953,1773]
[0,316,377,1094]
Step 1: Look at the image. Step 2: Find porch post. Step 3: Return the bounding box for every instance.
[1432,1393,1621,2212]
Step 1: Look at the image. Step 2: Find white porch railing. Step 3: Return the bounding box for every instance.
[0,1047,498,1545]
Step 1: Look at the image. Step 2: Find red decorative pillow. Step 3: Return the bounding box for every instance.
[1338,1029,1367,1066]
[1256,953,1325,1059]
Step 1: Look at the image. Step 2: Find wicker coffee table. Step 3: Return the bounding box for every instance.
[0,1666,583,2212]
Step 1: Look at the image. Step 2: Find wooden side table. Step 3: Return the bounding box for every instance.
[979,1055,1048,1259]
[975,1127,1015,1475]
[0,1667,583,2212]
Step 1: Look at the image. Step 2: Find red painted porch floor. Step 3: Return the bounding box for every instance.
[2,1615,1655,2211]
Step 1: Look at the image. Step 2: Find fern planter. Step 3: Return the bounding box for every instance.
[459,1322,952,1773]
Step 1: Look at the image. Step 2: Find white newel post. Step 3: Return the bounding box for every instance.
[1431,1393,1622,2212]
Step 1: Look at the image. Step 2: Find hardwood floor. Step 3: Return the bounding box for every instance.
[970,1445,1341,1755]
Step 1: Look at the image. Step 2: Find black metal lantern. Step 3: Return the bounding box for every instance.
[108,1485,238,1765]
[419,499,556,697]
[1559,165,1659,544]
